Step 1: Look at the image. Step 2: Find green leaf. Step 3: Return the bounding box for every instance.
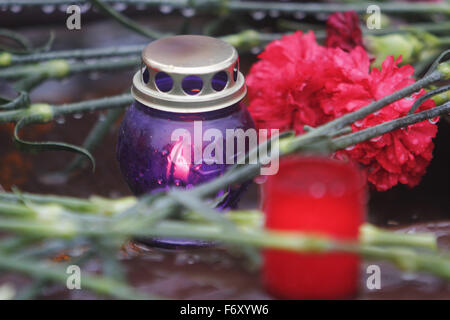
[14,117,96,172]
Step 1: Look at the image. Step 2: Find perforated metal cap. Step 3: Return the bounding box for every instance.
[132,35,246,113]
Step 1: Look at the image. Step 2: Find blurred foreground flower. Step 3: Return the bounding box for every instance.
[246,31,437,191]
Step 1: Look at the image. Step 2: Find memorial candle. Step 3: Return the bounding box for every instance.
[117,35,255,247]
[262,156,366,299]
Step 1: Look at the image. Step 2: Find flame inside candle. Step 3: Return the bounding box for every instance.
[166,138,191,182]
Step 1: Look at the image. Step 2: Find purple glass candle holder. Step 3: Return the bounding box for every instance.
[117,100,254,198]
[116,35,255,248]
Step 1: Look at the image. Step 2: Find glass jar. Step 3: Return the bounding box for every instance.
[117,99,255,206]
[116,35,255,248]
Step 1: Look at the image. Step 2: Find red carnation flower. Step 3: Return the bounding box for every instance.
[246,31,438,191]
[326,11,364,52]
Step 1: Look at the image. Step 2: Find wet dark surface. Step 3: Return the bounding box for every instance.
[0,11,449,299]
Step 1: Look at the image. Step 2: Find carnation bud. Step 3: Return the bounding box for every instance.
[432,89,449,106]
[0,52,11,67]
[365,33,424,68]
[437,61,450,81]
[44,59,70,78]
[365,31,441,69]
[429,79,449,107]
[222,30,261,52]
[27,103,54,122]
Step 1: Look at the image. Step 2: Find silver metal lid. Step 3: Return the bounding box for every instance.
[132,35,246,113]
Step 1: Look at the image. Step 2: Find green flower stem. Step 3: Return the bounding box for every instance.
[0,195,437,250]
[332,101,450,151]
[2,103,54,124]
[0,192,98,212]
[360,224,436,250]
[140,222,450,279]
[313,69,443,136]
[0,196,438,251]
[0,252,157,300]
[0,109,27,123]
[0,57,140,81]
[192,163,261,199]
[270,101,450,172]
[0,214,447,279]
[0,202,35,217]
[68,56,140,74]
[54,93,133,117]
[2,30,278,67]
[0,236,36,252]
[78,221,450,280]
[0,188,446,280]
[7,0,450,15]
[414,51,442,77]
[0,193,137,216]
[5,45,144,66]
[169,190,240,233]
[0,59,70,80]
[0,30,275,82]
[0,93,133,124]
[359,246,450,280]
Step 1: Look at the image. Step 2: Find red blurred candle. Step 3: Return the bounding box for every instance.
[262,156,366,299]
